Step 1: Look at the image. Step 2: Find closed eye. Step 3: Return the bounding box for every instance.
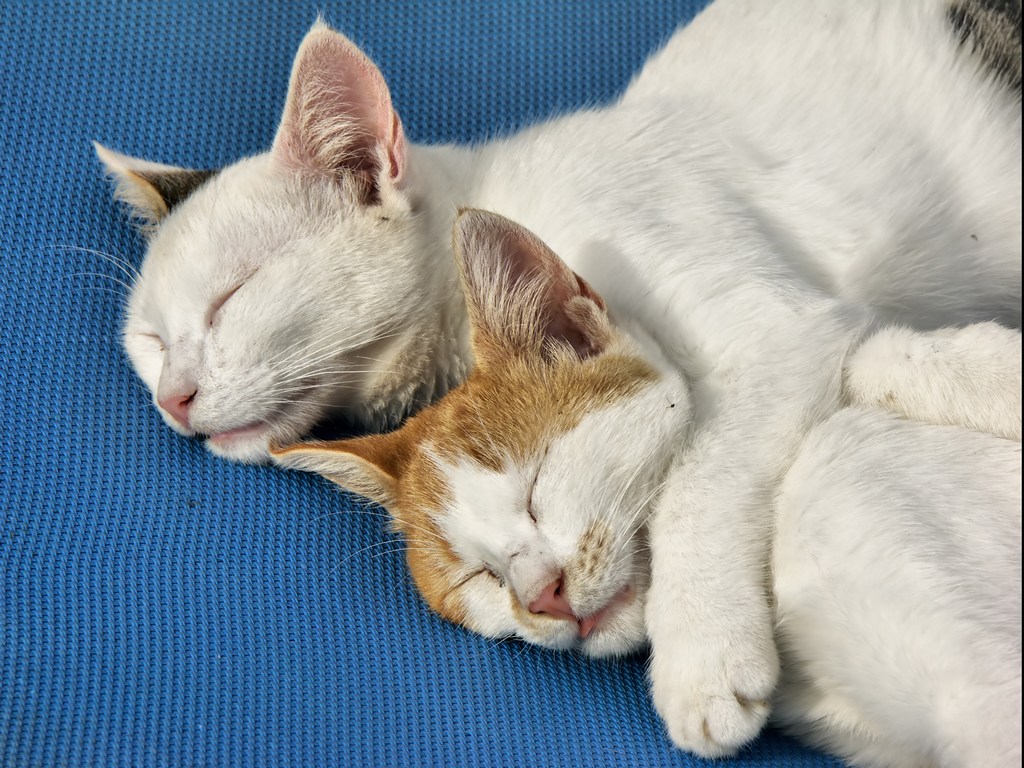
[207,283,244,327]
[527,449,548,523]
[452,568,500,591]
[482,565,506,589]
[140,332,165,351]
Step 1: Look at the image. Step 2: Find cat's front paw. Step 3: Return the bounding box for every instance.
[649,632,779,757]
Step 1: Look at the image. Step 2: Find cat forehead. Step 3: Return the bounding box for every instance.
[417,350,660,470]
[143,154,374,261]
[129,157,388,315]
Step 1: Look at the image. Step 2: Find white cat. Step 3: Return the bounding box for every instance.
[97,0,1021,757]
[96,1,1021,465]
[274,210,1022,766]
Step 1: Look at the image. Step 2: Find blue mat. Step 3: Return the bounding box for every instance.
[1,2,841,765]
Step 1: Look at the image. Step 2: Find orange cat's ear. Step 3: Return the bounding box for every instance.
[270,431,409,508]
[452,208,611,367]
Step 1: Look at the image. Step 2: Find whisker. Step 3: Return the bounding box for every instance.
[55,244,140,283]
[72,285,131,301]
[64,271,135,293]
[338,507,449,545]
[326,538,406,576]
[275,323,403,370]
[278,339,404,383]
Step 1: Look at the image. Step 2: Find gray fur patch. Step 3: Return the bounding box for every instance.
[136,168,217,212]
[948,0,1022,94]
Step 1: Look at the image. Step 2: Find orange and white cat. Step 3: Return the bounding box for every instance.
[274,211,1022,767]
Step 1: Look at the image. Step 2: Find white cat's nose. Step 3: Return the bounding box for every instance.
[158,388,197,429]
[157,351,201,430]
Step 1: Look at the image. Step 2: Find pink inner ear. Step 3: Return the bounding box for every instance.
[498,223,608,359]
[273,26,405,183]
[545,311,597,359]
[454,210,611,360]
[388,112,406,182]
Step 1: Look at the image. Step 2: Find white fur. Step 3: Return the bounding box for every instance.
[101,0,1021,757]
[104,0,1020,463]
[774,408,1021,767]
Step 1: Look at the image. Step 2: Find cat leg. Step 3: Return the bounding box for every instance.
[644,303,859,757]
[844,322,1022,440]
[645,451,780,757]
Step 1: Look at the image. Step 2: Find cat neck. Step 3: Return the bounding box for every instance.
[352,142,479,427]
[403,141,482,352]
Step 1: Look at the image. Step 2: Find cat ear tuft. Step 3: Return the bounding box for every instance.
[452,209,611,366]
[94,142,215,227]
[271,432,407,508]
[272,20,406,198]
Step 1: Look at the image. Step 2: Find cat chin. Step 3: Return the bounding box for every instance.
[152,401,288,463]
[204,431,274,464]
[578,596,648,658]
[579,624,647,659]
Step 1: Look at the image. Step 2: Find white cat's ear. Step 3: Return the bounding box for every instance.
[272,20,406,197]
[271,432,407,508]
[94,142,215,226]
[452,208,611,366]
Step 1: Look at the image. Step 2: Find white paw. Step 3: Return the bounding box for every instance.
[843,326,920,409]
[650,633,779,757]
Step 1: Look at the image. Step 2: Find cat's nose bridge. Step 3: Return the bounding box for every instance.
[508,547,562,613]
[157,353,200,429]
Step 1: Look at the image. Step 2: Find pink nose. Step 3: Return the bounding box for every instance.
[158,389,197,429]
[528,576,576,622]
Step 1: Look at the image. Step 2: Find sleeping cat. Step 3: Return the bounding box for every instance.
[97,0,1022,757]
[97,1,1021,465]
[274,210,1023,767]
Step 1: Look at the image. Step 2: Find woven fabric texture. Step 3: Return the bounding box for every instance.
[1,2,841,766]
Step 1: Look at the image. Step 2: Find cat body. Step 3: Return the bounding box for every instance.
[98,0,1021,758]
[275,210,1022,767]
[773,407,1021,768]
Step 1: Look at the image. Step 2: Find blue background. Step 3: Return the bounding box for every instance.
[1,2,839,765]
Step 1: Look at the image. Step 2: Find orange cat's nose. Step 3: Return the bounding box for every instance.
[159,389,197,429]
[528,576,576,621]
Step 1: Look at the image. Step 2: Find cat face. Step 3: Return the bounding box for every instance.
[98,22,451,462]
[275,210,691,656]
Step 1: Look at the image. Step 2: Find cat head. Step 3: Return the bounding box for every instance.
[97,21,457,463]
[273,210,691,656]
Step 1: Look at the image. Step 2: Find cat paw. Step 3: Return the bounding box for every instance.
[650,635,779,757]
[843,326,922,409]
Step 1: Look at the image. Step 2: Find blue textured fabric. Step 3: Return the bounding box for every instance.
[1,2,843,766]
